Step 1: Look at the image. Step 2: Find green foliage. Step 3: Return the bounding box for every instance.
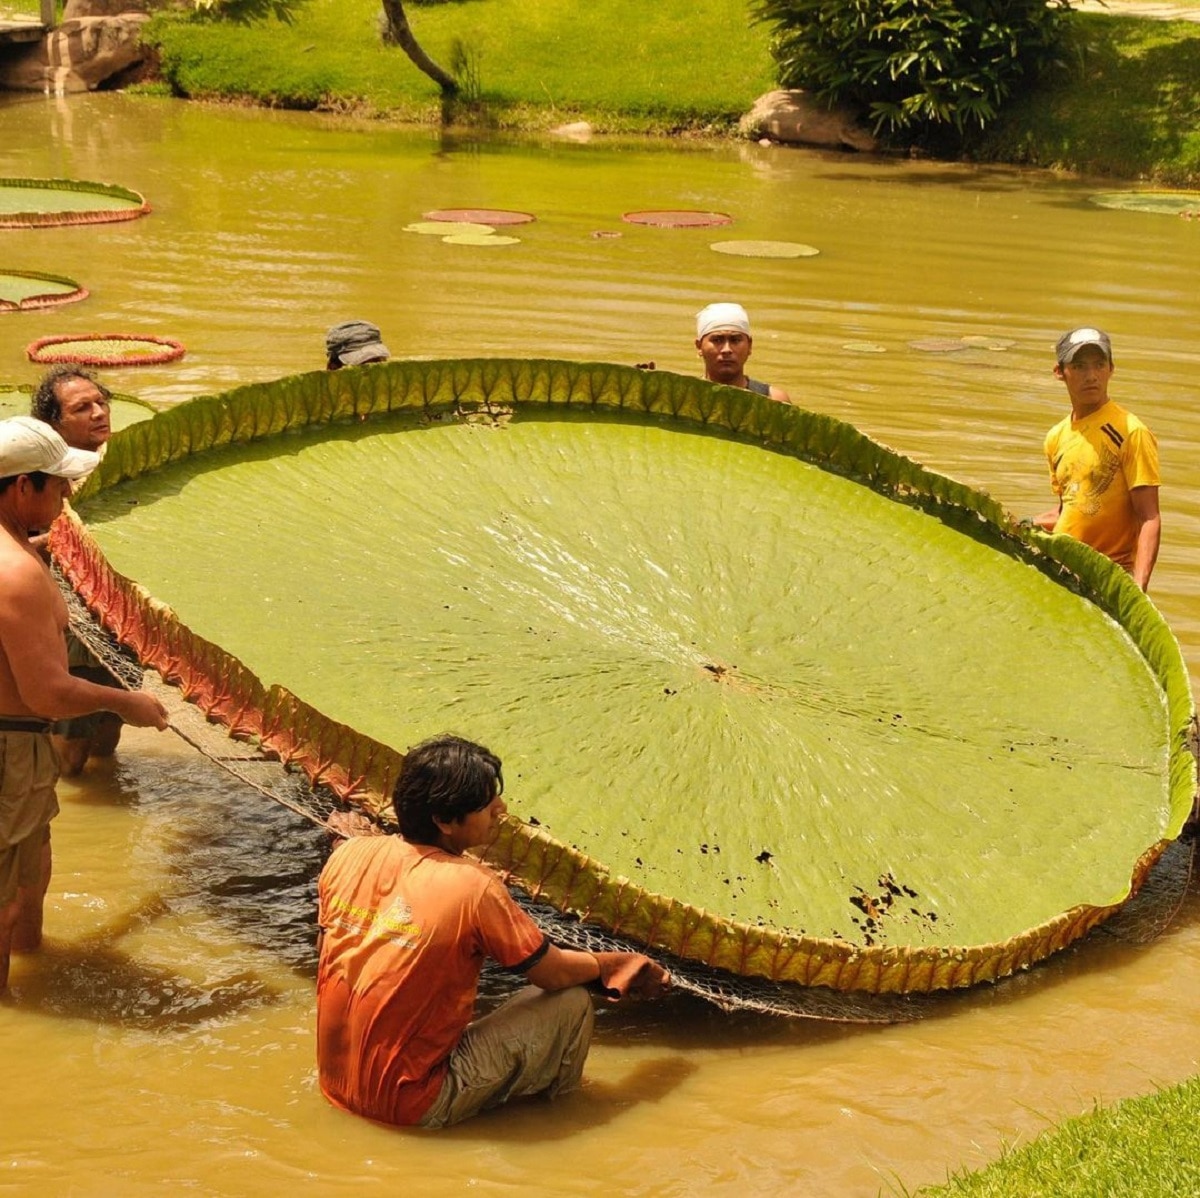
[189,0,303,22]
[971,13,1200,185]
[751,0,1076,140]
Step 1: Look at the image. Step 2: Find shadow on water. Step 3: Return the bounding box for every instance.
[8,896,283,1028]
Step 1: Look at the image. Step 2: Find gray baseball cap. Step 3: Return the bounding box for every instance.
[1055,327,1113,366]
[325,320,390,367]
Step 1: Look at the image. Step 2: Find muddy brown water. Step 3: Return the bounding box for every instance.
[2,93,1199,1196]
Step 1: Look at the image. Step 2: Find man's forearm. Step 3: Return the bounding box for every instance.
[1133,516,1161,591]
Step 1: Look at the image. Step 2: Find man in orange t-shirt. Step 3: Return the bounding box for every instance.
[316,734,670,1128]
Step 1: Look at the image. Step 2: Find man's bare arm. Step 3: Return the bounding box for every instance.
[1130,485,1161,592]
[0,555,167,727]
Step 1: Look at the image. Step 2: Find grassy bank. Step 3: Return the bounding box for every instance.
[970,12,1200,185]
[142,1,1200,181]
[916,1075,1200,1197]
[143,0,777,135]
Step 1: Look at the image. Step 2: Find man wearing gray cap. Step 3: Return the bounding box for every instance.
[325,320,390,370]
[0,417,169,994]
[694,302,791,405]
[1031,327,1160,591]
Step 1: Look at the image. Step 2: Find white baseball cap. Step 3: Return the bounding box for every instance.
[0,416,100,481]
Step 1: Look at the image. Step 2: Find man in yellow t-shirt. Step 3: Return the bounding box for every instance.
[1032,327,1161,592]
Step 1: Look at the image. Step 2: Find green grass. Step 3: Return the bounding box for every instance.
[916,1076,1200,1197]
[970,13,1200,184]
[143,0,778,133]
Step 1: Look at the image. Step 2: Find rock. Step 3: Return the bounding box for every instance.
[550,121,594,143]
[0,14,150,93]
[739,89,879,153]
[63,0,150,17]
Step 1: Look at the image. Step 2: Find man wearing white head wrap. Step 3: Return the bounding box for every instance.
[694,303,791,404]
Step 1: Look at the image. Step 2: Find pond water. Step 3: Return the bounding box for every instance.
[2,92,1200,1196]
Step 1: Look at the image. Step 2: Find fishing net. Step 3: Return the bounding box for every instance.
[0,177,150,229]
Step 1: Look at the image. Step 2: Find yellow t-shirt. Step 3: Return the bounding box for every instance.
[1044,400,1160,570]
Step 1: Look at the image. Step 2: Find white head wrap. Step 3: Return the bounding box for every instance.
[696,302,751,341]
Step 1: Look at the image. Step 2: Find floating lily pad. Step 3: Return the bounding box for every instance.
[711,240,820,258]
[404,220,496,236]
[56,360,1194,997]
[623,210,733,228]
[842,342,887,354]
[0,178,150,229]
[441,233,521,247]
[908,338,968,354]
[27,333,185,366]
[0,269,88,312]
[423,208,535,226]
[590,230,622,239]
[1088,191,1200,215]
[960,335,1016,351]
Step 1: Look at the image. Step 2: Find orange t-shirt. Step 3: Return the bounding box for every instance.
[316,835,547,1125]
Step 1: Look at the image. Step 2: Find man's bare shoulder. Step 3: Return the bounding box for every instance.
[0,530,54,601]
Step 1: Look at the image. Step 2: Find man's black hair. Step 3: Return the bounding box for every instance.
[30,365,111,426]
[0,471,50,495]
[394,734,504,846]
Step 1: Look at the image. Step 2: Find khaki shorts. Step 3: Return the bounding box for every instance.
[0,732,60,908]
[419,985,595,1128]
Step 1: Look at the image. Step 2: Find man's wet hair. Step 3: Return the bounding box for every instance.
[31,365,112,427]
[394,734,505,845]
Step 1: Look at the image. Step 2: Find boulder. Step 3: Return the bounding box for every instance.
[739,89,879,153]
[0,14,150,93]
[63,0,150,17]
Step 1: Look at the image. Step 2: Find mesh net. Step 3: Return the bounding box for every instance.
[57,567,1196,1021]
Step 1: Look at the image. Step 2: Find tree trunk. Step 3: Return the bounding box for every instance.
[380,0,458,96]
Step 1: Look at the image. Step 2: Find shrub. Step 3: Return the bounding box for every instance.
[751,0,1076,140]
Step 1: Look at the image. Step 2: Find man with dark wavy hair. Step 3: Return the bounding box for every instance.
[30,365,125,773]
[316,733,670,1128]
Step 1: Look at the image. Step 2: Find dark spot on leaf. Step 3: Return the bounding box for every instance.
[755,849,773,864]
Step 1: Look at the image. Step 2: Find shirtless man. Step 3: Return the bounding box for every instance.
[695,302,791,404]
[31,366,124,773]
[0,416,168,994]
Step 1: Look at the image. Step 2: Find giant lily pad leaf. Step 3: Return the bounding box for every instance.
[0,269,88,312]
[0,382,156,431]
[0,177,150,228]
[53,361,1195,995]
[404,221,496,236]
[423,208,535,225]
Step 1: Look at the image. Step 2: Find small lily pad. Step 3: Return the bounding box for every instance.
[441,233,521,247]
[960,335,1016,351]
[0,269,88,312]
[842,342,887,354]
[711,240,820,258]
[908,338,968,354]
[1089,191,1200,215]
[404,220,496,236]
[27,333,185,366]
[623,210,733,228]
[424,208,535,226]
